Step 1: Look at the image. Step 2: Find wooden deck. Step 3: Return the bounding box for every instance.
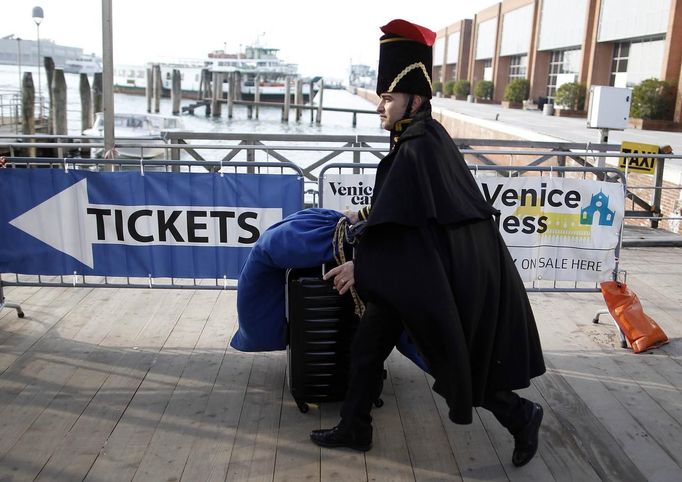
[1,246,680,481]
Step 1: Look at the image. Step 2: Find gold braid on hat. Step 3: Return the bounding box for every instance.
[387,62,432,93]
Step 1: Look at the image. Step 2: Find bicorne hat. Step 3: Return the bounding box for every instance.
[376,19,436,99]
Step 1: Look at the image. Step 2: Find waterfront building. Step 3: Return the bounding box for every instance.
[433,19,472,88]
[0,35,83,69]
[433,0,682,123]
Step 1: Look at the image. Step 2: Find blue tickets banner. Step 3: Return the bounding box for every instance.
[0,169,303,278]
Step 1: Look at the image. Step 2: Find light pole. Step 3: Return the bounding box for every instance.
[16,37,22,90]
[32,6,44,119]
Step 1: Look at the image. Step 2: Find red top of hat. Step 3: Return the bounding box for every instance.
[380,19,436,47]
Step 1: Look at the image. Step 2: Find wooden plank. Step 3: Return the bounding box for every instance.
[433,390,507,481]
[522,381,601,481]
[0,288,161,478]
[0,285,38,325]
[84,290,214,481]
[0,286,90,374]
[532,290,681,481]
[365,354,415,482]
[319,401,367,482]
[33,289,195,481]
[567,292,682,469]
[172,292,252,482]
[181,346,254,481]
[0,292,93,406]
[388,350,461,481]
[0,288,101,458]
[475,392,554,482]
[225,352,286,482]
[272,392,321,482]
[131,290,227,481]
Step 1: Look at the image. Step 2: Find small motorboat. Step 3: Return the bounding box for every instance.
[83,112,184,159]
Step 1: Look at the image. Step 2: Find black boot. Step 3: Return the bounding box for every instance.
[512,403,543,467]
[310,425,372,452]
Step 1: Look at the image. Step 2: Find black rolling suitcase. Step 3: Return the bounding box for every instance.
[285,266,360,413]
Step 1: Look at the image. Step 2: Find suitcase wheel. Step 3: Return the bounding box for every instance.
[296,400,309,413]
[374,398,384,408]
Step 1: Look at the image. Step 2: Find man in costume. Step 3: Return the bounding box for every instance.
[311,19,546,467]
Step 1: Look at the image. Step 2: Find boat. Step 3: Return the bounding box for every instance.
[204,45,312,102]
[83,112,185,159]
[64,54,103,74]
[113,42,320,103]
[113,65,148,95]
[348,64,376,93]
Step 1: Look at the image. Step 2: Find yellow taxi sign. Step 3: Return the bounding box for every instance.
[619,141,658,174]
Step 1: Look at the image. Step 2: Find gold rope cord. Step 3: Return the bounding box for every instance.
[332,217,366,318]
[387,62,432,93]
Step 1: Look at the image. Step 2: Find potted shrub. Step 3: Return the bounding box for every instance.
[444,80,456,98]
[629,78,680,130]
[473,80,494,103]
[554,82,586,117]
[502,78,529,109]
[452,80,470,100]
[432,81,443,98]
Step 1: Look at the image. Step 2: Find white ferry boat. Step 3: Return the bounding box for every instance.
[113,44,319,102]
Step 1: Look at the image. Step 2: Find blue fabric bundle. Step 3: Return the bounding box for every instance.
[231,208,343,351]
[230,207,429,375]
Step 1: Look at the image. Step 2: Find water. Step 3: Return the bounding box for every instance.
[0,64,384,137]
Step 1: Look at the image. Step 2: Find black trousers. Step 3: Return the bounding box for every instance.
[339,302,533,437]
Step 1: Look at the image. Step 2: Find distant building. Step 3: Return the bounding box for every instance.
[0,34,83,69]
[432,0,682,123]
[349,64,376,90]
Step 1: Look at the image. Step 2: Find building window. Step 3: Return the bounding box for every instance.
[546,49,580,101]
[508,55,528,81]
[609,37,665,87]
[483,59,493,81]
[447,63,457,80]
[610,42,629,86]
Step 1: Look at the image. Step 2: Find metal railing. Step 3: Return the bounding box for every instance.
[2,133,681,227]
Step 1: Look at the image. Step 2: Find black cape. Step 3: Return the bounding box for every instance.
[354,108,546,424]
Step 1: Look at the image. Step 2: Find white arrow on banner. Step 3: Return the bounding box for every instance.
[9,179,282,268]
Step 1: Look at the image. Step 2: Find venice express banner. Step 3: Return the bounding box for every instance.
[477,176,624,282]
[0,169,302,278]
[322,172,624,283]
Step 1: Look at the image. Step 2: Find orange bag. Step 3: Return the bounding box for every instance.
[600,281,669,353]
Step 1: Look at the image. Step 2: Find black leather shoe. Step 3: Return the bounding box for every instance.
[512,403,543,467]
[310,425,372,452]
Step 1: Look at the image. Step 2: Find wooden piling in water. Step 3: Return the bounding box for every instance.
[282,76,291,122]
[79,73,92,157]
[52,69,67,157]
[92,72,103,114]
[309,80,315,123]
[21,72,35,157]
[295,78,302,122]
[227,72,234,119]
[145,67,153,113]
[44,56,55,134]
[79,73,92,132]
[152,64,161,113]
[198,68,211,116]
[234,71,242,101]
[171,69,181,115]
[254,74,261,119]
[316,79,324,124]
[211,72,222,117]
